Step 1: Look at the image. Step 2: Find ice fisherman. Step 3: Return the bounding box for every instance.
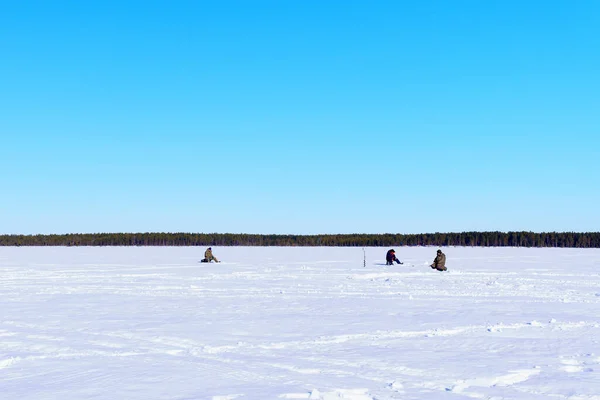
[430,249,447,271]
[203,247,220,263]
[385,249,403,265]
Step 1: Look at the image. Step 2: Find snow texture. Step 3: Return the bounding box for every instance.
[1,246,599,399]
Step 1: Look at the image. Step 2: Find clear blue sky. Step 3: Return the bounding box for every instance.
[1,1,598,235]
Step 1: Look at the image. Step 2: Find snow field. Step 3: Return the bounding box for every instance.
[1,246,599,399]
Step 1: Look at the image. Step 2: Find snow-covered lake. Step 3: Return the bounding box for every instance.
[1,246,599,400]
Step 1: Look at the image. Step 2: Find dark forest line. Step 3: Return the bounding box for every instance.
[1,231,599,248]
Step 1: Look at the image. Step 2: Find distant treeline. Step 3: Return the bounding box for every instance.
[0,232,599,248]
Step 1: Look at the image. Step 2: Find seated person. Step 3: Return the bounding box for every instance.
[431,249,447,271]
[385,249,402,265]
[202,247,220,263]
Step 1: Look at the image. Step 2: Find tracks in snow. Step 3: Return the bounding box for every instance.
[1,247,600,399]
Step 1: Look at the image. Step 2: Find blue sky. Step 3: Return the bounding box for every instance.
[1,1,598,235]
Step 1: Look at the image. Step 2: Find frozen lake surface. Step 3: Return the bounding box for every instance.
[1,246,599,399]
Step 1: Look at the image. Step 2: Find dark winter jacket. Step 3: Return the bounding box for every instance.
[386,249,397,263]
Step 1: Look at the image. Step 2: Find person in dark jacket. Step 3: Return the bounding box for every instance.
[385,249,403,265]
[431,249,447,271]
